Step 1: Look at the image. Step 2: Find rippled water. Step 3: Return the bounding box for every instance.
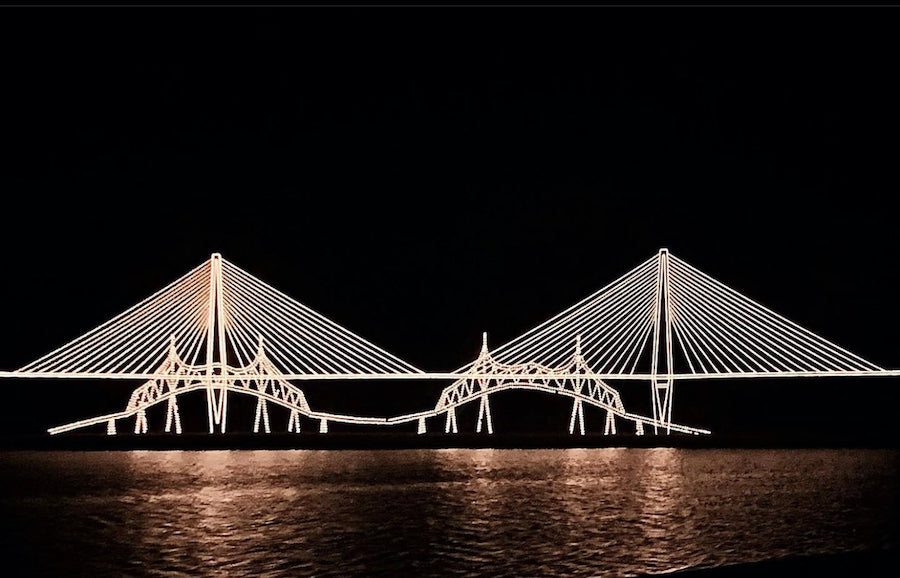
[0,449,897,576]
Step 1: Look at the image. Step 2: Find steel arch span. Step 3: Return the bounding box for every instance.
[429,334,707,436]
[2,249,893,437]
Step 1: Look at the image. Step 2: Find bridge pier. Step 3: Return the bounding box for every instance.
[651,379,674,434]
[106,419,116,435]
[476,395,493,434]
[417,416,426,434]
[445,407,458,433]
[319,419,328,433]
[568,399,585,435]
[134,409,148,434]
[287,409,301,433]
[253,398,271,433]
[603,410,616,435]
[165,397,182,434]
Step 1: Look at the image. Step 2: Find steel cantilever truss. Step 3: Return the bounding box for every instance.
[431,333,708,436]
[0,250,890,437]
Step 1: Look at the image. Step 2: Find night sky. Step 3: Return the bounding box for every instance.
[1,8,899,438]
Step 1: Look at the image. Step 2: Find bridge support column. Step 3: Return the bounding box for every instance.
[603,410,616,435]
[206,389,216,434]
[165,397,182,434]
[253,398,271,433]
[134,409,148,434]
[106,419,116,436]
[651,379,674,435]
[568,399,585,435]
[287,409,301,433]
[476,395,493,434]
[445,407,458,434]
[319,419,328,434]
[417,417,426,434]
[219,390,228,434]
[635,421,644,436]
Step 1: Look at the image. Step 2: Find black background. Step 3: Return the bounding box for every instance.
[0,7,898,440]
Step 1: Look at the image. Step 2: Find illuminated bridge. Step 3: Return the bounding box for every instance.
[0,250,890,436]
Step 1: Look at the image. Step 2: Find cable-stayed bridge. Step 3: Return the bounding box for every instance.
[0,250,891,437]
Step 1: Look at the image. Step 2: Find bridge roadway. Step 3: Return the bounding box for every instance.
[8,370,900,381]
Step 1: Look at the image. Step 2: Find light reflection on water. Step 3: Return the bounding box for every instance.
[0,448,897,577]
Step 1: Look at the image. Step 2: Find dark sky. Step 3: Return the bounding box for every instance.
[1,8,899,437]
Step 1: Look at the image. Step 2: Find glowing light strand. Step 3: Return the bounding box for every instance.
[4,249,889,438]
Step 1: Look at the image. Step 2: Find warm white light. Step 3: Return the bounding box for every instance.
[3,249,883,437]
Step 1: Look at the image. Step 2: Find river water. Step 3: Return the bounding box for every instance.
[0,448,897,577]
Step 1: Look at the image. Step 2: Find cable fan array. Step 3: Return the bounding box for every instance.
[18,250,882,380]
[18,256,423,377]
[666,255,882,374]
[219,259,422,375]
[20,261,213,375]
[473,251,882,376]
[472,254,661,374]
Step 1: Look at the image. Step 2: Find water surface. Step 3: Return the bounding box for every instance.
[0,449,897,576]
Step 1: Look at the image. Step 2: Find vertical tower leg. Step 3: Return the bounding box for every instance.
[604,411,616,435]
[417,416,426,435]
[206,389,216,434]
[664,381,674,435]
[476,397,485,433]
[569,399,585,435]
[650,249,675,435]
[476,395,493,434]
[165,397,182,434]
[650,380,659,435]
[445,407,458,433]
[262,400,270,433]
[652,380,673,434]
[134,409,148,434]
[254,397,263,433]
[165,398,174,433]
[578,399,585,435]
[219,389,228,434]
[173,399,182,434]
[569,399,579,434]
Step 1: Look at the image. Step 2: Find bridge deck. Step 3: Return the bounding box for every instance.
[7,370,900,381]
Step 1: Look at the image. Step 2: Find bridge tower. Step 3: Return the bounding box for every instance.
[205,253,229,434]
[475,332,494,435]
[650,248,675,434]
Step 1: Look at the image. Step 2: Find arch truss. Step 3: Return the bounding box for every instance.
[430,333,708,436]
